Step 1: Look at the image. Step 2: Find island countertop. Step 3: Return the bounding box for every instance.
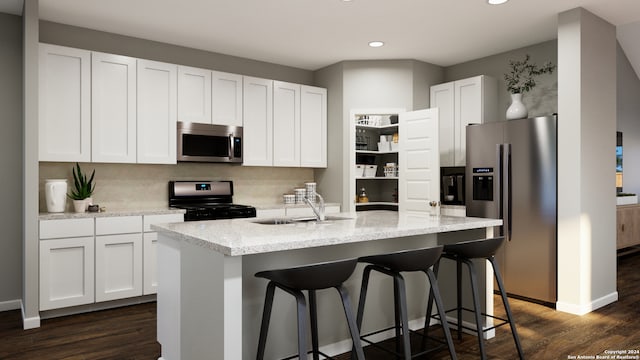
[151,210,502,256]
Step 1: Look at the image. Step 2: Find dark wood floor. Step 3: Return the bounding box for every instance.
[1,252,638,359]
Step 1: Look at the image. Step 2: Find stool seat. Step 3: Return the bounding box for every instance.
[358,246,443,272]
[255,258,357,290]
[442,237,504,259]
[255,258,365,360]
[356,246,457,360]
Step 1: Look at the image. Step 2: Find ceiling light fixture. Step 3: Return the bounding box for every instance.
[487,0,509,4]
[368,41,384,48]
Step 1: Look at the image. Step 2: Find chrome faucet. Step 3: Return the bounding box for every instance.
[304,192,325,221]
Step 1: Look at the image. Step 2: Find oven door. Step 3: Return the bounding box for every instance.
[177,122,242,163]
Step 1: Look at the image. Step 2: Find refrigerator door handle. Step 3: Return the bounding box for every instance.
[503,143,512,241]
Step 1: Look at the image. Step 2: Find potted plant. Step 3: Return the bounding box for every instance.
[504,54,555,120]
[68,162,96,212]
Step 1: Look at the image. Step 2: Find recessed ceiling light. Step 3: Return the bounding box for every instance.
[487,0,509,4]
[368,41,384,48]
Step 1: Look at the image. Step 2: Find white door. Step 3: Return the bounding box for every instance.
[39,44,91,162]
[177,66,212,124]
[300,85,327,168]
[430,82,454,167]
[39,237,95,310]
[92,52,137,163]
[242,76,273,166]
[95,233,143,302]
[398,108,440,214]
[454,76,482,166]
[212,71,243,126]
[273,81,300,167]
[137,59,177,164]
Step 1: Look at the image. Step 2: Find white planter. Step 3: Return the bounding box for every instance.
[617,195,638,205]
[45,179,68,213]
[72,199,88,213]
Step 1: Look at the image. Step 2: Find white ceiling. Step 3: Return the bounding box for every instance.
[2,0,640,72]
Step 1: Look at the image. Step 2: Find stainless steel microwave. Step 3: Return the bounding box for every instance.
[177,122,243,163]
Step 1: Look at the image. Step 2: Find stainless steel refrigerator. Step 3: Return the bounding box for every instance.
[465,115,557,304]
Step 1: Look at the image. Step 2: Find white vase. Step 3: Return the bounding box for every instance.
[45,179,68,213]
[506,93,528,120]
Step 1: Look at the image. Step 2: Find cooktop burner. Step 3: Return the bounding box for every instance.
[168,181,256,221]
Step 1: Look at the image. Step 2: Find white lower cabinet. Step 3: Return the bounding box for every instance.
[95,233,143,302]
[39,213,183,311]
[39,236,95,311]
[143,232,159,295]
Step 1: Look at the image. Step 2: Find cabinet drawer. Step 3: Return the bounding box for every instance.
[95,216,142,235]
[40,218,94,239]
[144,213,184,232]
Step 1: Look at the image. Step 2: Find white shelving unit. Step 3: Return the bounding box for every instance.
[350,109,405,212]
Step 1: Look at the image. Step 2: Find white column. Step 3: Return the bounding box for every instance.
[556,7,618,314]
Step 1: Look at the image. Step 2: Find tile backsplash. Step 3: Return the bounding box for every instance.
[39,162,314,212]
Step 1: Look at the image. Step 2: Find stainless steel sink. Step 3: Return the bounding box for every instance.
[252,215,353,225]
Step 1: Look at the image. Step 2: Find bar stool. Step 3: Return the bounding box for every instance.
[255,258,365,360]
[355,246,457,360]
[425,237,525,360]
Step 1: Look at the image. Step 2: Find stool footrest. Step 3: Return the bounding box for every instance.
[281,350,336,360]
[430,307,512,333]
[358,325,448,359]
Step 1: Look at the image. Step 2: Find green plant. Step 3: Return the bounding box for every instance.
[68,162,95,200]
[504,54,556,94]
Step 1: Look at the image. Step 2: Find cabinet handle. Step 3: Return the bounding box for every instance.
[622,224,625,232]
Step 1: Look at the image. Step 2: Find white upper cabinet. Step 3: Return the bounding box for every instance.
[39,44,91,162]
[300,85,327,168]
[91,52,138,163]
[212,71,243,126]
[273,81,301,167]
[430,75,496,166]
[137,59,177,164]
[177,66,212,124]
[242,76,273,166]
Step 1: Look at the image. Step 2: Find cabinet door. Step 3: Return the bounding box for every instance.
[273,81,300,167]
[398,108,440,214]
[212,71,243,126]
[177,66,212,124]
[430,82,455,167]
[143,232,159,295]
[138,60,178,164]
[242,76,273,166]
[454,76,483,166]
[40,237,95,310]
[39,44,91,162]
[92,52,137,163]
[95,233,143,302]
[617,206,639,249]
[300,85,327,168]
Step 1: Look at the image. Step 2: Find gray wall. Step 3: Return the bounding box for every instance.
[444,40,558,121]
[0,13,23,305]
[617,43,640,195]
[40,21,314,85]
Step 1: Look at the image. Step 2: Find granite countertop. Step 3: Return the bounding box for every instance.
[151,210,502,256]
[39,207,185,220]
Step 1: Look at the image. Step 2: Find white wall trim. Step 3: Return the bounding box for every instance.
[556,291,619,315]
[21,300,41,330]
[0,299,22,312]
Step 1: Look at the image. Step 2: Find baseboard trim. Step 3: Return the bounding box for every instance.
[21,301,41,330]
[0,299,21,312]
[556,291,619,315]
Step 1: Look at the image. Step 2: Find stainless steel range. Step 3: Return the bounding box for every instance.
[169,180,256,221]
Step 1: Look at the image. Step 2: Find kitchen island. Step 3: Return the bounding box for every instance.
[152,210,502,360]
